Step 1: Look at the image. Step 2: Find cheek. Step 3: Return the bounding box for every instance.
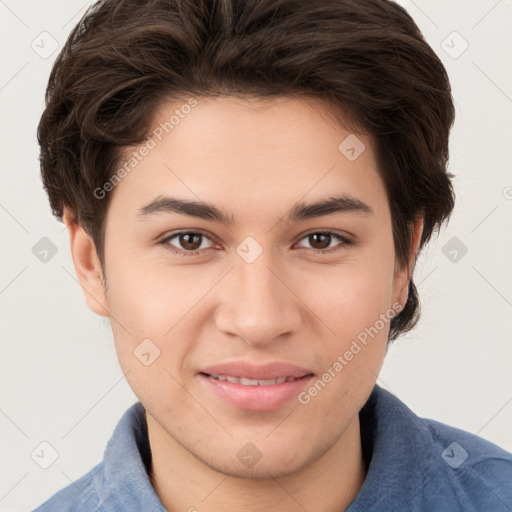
[105,252,191,332]
[303,242,396,380]
[312,259,395,331]
[104,262,193,408]
[103,256,212,384]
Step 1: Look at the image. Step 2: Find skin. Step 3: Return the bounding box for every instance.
[66,95,422,512]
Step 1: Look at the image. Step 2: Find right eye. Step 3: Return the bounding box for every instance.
[160,231,217,256]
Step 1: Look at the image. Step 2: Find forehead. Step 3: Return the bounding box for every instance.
[109,95,388,222]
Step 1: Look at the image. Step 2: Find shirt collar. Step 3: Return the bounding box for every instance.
[347,384,434,510]
[95,401,166,511]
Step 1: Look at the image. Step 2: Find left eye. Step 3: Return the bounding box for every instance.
[160,230,350,256]
[295,231,351,252]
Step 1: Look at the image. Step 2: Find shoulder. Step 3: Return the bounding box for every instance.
[354,386,512,511]
[31,462,105,512]
[420,417,512,509]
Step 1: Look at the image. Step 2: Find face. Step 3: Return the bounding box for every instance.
[81,95,411,479]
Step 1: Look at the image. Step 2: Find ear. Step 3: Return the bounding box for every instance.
[393,217,424,311]
[63,210,109,317]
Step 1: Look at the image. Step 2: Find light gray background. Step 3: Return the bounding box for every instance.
[1,1,511,510]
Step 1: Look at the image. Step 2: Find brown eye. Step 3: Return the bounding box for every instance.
[308,232,333,250]
[296,231,352,254]
[161,231,215,256]
[178,233,203,251]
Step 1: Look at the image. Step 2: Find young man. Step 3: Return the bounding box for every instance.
[33,0,512,510]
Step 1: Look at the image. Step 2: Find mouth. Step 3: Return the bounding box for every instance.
[197,362,315,411]
[201,373,306,386]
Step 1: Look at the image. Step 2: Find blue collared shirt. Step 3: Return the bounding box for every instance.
[32,385,512,511]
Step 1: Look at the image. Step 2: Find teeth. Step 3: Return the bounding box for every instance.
[258,378,278,385]
[240,377,260,386]
[208,374,299,386]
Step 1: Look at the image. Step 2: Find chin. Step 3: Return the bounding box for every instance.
[204,456,308,480]
[195,438,320,480]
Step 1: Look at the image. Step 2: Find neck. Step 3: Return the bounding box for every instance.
[147,414,366,512]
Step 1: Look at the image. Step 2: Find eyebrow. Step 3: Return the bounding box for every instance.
[137,193,373,225]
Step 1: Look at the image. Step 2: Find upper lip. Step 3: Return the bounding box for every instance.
[200,361,314,380]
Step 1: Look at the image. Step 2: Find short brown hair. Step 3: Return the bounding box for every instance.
[37,0,455,341]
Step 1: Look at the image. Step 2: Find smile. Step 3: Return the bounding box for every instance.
[206,374,298,385]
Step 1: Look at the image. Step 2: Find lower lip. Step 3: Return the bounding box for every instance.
[199,374,315,411]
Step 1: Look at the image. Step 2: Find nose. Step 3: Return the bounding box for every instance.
[214,248,302,347]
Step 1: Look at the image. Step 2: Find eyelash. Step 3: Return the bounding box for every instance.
[159,230,353,257]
